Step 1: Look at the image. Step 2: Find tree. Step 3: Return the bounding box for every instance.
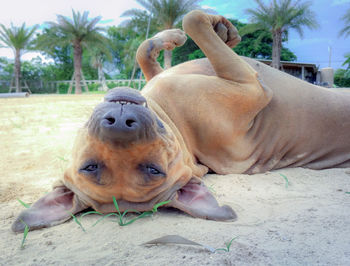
[0,23,38,92]
[108,11,158,79]
[122,0,207,69]
[88,45,113,91]
[339,8,350,38]
[36,10,108,94]
[172,19,297,65]
[244,0,318,69]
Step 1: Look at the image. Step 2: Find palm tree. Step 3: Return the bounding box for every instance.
[37,10,108,94]
[122,0,205,69]
[0,23,38,92]
[244,0,318,69]
[339,8,350,38]
[89,46,112,91]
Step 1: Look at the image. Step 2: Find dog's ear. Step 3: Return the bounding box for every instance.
[168,178,237,221]
[12,185,87,232]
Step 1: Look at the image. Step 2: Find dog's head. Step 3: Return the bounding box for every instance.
[12,88,235,232]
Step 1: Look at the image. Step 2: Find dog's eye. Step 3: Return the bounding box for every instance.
[139,164,166,178]
[80,162,100,174]
[83,164,98,172]
[147,166,162,175]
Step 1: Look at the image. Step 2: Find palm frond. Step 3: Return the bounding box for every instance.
[0,23,38,52]
[339,8,350,37]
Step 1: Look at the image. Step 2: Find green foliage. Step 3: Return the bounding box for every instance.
[245,0,319,36]
[214,236,238,253]
[279,173,289,188]
[107,25,144,78]
[122,0,205,30]
[38,10,108,51]
[343,53,350,71]
[339,8,350,38]
[334,69,350,88]
[243,0,318,67]
[0,23,38,50]
[170,18,297,65]
[122,0,210,68]
[17,199,30,209]
[71,197,171,230]
[20,220,29,249]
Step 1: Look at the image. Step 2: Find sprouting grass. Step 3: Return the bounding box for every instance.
[214,236,239,253]
[208,184,216,194]
[279,173,289,188]
[57,156,68,162]
[346,192,350,194]
[16,200,30,249]
[72,197,171,230]
[20,219,29,249]
[17,197,170,248]
[71,213,87,232]
[17,199,30,208]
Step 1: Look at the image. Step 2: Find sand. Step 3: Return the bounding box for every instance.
[1,94,349,265]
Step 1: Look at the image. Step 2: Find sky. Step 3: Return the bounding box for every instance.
[0,0,349,69]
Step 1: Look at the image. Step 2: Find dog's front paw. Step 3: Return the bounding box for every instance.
[153,29,187,50]
[183,11,241,48]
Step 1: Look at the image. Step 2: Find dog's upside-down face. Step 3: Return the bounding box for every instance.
[12,88,235,232]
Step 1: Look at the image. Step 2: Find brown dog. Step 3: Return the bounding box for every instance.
[12,11,350,232]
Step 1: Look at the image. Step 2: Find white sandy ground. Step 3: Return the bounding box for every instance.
[0,94,349,265]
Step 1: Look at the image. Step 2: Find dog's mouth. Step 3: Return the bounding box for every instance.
[108,99,148,107]
[104,87,147,107]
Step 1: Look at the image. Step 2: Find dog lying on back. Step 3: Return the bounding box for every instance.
[12,11,350,232]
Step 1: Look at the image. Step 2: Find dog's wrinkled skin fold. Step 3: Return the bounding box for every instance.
[12,11,350,232]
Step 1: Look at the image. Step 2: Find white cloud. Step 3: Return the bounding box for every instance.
[201,5,217,10]
[332,0,350,5]
[0,0,145,27]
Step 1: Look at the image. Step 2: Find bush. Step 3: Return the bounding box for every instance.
[334,69,350,88]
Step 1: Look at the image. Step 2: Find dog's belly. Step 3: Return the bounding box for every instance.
[242,89,350,174]
[194,87,350,175]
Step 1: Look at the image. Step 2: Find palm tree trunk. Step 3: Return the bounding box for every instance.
[14,49,21,93]
[164,50,172,69]
[73,40,83,94]
[271,30,282,70]
[98,65,108,91]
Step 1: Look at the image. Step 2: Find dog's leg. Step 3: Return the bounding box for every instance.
[183,10,258,84]
[136,29,187,81]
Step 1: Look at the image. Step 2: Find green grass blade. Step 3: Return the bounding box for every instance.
[80,211,103,219]
[214,248,228,252]
[214,236,238,253]
[152,200,171,213]
[112,196,121,215]
[17,199,30,208]
[92,213,118,227]
[225,236,238,251]
[346,192,350,194]
[120,211,154,226]
[279,174,289,188]
[70,213,86,232]
[20,219,29,249]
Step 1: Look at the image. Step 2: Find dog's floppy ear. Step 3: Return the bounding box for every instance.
[168,178,237,221]
[12,184,87,232]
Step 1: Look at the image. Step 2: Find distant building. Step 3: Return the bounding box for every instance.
[257,59,335,88]
[257,59,318,83]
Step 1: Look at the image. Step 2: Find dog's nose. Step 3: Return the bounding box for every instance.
[100,110,141,142]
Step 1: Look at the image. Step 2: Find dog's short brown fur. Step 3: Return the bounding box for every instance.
[12,11,350,232]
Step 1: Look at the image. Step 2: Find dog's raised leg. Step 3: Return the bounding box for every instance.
[136,29,187,81]
[183,10,260,84]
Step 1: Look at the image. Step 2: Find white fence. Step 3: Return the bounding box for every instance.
[0,79,147,93]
